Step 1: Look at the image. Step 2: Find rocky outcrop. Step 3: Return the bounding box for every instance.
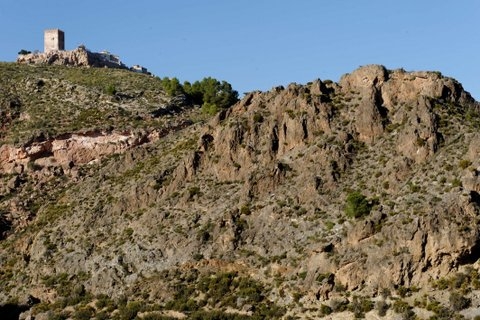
[172,65,476,196]
[16,47,127,69]
[169,65,479,293]
[0,130,160,174]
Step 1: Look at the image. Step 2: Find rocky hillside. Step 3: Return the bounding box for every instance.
[1,63,480,320]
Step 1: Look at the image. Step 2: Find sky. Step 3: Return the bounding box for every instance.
[0,0,479,99]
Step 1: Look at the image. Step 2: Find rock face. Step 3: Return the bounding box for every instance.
[1,64,480,319]
[0,130,160,174]
[16,47,127,69]
[168,64,480,292]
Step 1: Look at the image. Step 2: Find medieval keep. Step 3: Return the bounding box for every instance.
[44,29,65,53]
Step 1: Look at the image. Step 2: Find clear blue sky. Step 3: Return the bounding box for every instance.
[1,0,479,99]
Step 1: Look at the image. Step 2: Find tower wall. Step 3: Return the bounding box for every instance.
[44,29,65,53]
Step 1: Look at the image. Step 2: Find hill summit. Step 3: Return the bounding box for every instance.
[1,63,480,319]
[17,46,128,69]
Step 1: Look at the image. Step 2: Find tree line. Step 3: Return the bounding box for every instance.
[160,77,239,115]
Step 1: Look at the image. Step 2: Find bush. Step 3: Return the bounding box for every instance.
[392,299,416,320]
[344,191,372,218]
[73,306,95,320]
[348,296,373,318]
[117,301,144,320]
[253,113,264,123]
[94,311,110,320]
[459,159,472,169]
[95,294,112,309]
[449,291,471,311]
[104,84,117,95]
[392,299,411,314]
[320,304,332,315]
[396,285,411,298]
[201,102,220,115]
[376,300,390,317]
[188,186,201,198]
[18,49,31,55]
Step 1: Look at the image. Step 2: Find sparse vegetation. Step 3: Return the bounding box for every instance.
[344,191,373,218]
[1,63,479,319]
[449,291,471,311]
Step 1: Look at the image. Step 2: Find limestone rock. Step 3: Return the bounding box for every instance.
[16,47,127,69]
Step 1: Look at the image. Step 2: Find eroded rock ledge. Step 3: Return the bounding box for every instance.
[0,129,159,174]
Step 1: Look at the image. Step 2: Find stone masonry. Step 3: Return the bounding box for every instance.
[44,29,65,53]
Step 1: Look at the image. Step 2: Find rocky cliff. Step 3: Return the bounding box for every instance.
[1,63,480,319]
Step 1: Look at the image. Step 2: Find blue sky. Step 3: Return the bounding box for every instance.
[1,1,479,99]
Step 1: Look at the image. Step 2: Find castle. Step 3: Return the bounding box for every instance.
[44,29,65,53]
[17,29,149,74]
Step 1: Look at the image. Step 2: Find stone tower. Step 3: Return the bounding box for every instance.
[44,29,65,53]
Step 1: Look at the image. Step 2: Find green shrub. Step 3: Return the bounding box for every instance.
[201,102,220,115]
[253,113,264,123]
[298,271,307,280]
[449,291,471,311]
[324,220,335,230]
[348,296,373,318]
[459,159,472,169]
[320,304,333,315]
[240,204,251,215]
[392,299,411,314]
[344,191,372,218]
[94,311,110,320]
[376,300,390,317]
[188,186,201,198]
[95,294,113,309]
[188,310,251,319]
[104,84,117,95]
[73,306,95,320]
[396,285,411,298]
[451,178,462,188]
[117,301,144,320]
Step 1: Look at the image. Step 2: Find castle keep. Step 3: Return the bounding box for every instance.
[44,29,65,52]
